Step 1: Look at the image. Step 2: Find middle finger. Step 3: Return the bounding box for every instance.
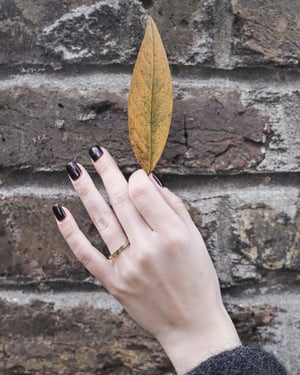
[89,147,150,240]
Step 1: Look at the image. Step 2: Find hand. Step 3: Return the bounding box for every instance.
[53,147,241,375]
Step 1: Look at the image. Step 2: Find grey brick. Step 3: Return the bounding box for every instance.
[1,75,299,174]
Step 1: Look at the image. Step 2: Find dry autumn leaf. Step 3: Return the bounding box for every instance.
[128,16,173,174]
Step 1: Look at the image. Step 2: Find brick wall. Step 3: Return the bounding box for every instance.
[0,0,299,374]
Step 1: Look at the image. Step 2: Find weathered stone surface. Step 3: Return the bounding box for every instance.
[0,180,298,285]
[185,196,260,287]
[3,74,300,174]
[0,74,136,171]
[239,208,300,271]
[0,294,171,374]
[149,0,216,66]
[183,184,300,287]
[38,0,145,65]
[0,0,95,67]
[0,0,217,68]
[226,303,277,345]
[0,194,105,283]
[0,290,291,374]
[231,0,300,67]
[249,90,300,173]
[176,87,270,172]
[2,0,300,70]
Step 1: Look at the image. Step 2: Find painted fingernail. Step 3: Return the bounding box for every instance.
[52,204,66,221]
[66,161,81,181]
[89,145,104,162]
[152,172,165,188]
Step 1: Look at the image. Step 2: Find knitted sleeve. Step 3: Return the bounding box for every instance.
[185,346,287,375]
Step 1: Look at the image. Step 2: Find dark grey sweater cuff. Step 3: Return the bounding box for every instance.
[185,346,287,375]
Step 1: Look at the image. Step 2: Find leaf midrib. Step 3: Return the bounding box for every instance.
[150,19,155,170]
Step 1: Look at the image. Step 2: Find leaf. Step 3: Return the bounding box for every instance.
[128,16,173,174]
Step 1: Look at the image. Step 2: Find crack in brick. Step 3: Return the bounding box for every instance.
[183,114,189,149]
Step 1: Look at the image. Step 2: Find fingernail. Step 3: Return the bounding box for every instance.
[52,204,66,221]
[89,145,104,162]
[152,172,165,188]
[66,161,81,181]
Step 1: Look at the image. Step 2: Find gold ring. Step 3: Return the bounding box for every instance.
[109,239,130,260]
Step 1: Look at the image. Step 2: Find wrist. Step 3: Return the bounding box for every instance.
[157,306,241,375]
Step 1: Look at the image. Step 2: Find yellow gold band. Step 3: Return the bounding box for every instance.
[109,239,130,260]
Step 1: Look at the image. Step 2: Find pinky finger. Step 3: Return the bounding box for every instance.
[52,204,113,287]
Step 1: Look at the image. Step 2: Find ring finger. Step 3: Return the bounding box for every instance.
[66,161,127,255]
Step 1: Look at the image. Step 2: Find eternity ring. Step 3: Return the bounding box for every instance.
[109,239,130,260]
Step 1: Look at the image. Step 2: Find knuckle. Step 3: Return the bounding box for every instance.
[122,267,138,284]
[137,250,152,268]
[63,226,75,243]
[75,248,92,267]
[168,231,186,249]
[129,183,148,202]
[96,155,112,175]
[76,183,91,199]
[94,212,111,232]
[110,189,128,207]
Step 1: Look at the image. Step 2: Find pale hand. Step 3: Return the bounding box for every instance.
[54,148,241,375]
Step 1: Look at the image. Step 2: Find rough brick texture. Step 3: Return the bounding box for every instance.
[232,0,300,67]
[2,292,297,375]
[1,76,299,173]
[2,0,300,69]
[0,178,299,286]
[0,0,299,374]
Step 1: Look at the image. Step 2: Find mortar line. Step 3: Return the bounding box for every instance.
[1,69,300,92]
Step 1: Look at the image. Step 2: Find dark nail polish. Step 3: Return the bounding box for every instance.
[89,145,104,162]
[52,204,66,221]
[66,161,81,181]
[152,173,164,188]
